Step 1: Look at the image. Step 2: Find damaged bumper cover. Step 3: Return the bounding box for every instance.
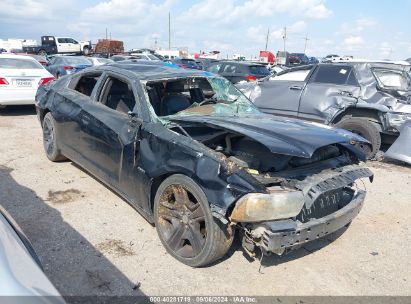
[253,190,365,254]
[238,165,373,255]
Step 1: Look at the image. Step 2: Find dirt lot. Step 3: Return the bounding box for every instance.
[1,105,410,297]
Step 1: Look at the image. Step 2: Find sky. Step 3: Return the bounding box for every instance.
[1,0,411,60]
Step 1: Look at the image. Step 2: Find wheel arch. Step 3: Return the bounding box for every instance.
[331,107,386,130]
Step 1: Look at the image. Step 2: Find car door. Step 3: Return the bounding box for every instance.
[68,38,81,53]
[298,65,361,122]
[56,38,69,53]
[77,72,150,208]
[252,68,312,117]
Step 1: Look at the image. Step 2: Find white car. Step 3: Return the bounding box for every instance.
[86,57,114,66]
[0,54,54,107]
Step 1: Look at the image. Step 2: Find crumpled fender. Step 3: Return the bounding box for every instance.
[384,121,411,165]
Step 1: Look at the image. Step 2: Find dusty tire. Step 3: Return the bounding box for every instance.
[154,174,233,267]
[38,49,47,57]
[335,117,381,158]
[83,46,90,55]
[42,113,66,162]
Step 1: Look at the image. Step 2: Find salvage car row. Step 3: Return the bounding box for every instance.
[1,51,410,268]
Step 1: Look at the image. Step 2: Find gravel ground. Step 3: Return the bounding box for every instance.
[0,105,410,297]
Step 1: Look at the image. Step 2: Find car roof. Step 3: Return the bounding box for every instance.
[0,54,37,61]
[95,62,208,80]
[214,60,264,66]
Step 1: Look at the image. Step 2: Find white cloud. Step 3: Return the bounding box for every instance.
[344,36,364,46]
[340,17,377,35]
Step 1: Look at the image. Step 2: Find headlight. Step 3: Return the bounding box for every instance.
[386,112,411,131]
[230,190,305,223]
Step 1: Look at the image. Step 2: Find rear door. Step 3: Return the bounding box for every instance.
[253,68,312,117]
[56,38,70,53]
[298,65,360,122]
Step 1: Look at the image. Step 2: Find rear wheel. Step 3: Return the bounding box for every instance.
[335,117,381,158]
[154,174,233,267]
[42,113,66,162]
[38,49,47,57]
[83,46,90,55]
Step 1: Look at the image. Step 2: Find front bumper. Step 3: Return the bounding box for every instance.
[250,190,365,254]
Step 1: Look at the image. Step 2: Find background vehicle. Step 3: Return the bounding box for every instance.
[0,207,64,300]
[110,55,140,62]
[86,57,114,66]
[46,56,92,78]
[276,51,290,66]
[206,61,270,83]
[36,63,372,267]
[21,54,49,66]
[0,54,54,107]
[308,56,319,64]
[171,58,201,69]
[128,53,161,61]
[194,58,219,70]
[290,53,309,66]
[22,36,91,56]
[239,62,411,159]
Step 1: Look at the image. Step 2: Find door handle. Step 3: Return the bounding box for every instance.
[289,86,302,91]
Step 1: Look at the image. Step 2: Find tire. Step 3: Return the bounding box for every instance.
[154,174,233,267]
[335,117,381,158]
[38,49,47,56]
[42,113,66,162]
[83,46,90,55]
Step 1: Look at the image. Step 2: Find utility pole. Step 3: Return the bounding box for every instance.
[105,28,108,40]
[168,12,171,50]
[265,27,270,51]
[282,26,287,54]
[303,34,309,53]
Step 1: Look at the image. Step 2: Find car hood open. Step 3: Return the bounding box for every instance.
[168,114,367,158]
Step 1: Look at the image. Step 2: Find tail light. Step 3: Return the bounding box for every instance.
[246,75,257,81]
[38,77,55,86]
[0,77,9,85]
[177,64,187,68]
[63,66,74,70]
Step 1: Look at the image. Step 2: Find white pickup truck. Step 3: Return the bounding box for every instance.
[22,36,92,56]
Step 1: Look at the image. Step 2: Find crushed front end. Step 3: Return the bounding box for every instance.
[229,153,373,256]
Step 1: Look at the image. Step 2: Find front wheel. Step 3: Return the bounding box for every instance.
[154,174,233,267]
[42,113,66,162]
[334,117,381,158]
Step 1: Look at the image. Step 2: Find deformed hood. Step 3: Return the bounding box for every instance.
[168,114,367,158]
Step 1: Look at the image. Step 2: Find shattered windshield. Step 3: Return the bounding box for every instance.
[145,76,260,120]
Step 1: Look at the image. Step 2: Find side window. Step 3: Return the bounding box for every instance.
[208,63,221,73]
[57,38,66,43]
[72,74,102,96]
[312,65,353,85]
[272,69,310,81]
[99,77,137,115]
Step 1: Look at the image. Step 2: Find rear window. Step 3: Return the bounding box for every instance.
[249,65,270,76]
[0,58,43,69]
[181,59,195,64]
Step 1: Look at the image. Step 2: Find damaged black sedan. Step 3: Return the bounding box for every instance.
[35,63,373,267]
